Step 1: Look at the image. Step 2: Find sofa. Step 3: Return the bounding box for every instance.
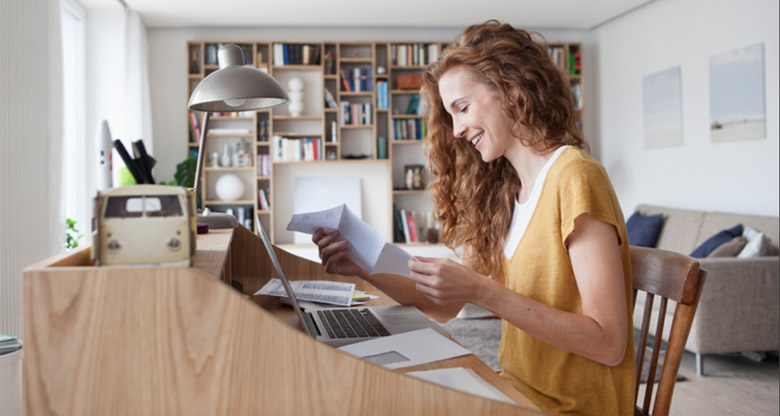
[630,204,779,376]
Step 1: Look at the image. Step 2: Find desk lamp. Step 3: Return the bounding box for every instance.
[188,43,288,213]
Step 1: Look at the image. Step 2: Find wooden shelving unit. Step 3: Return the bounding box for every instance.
[186,40,584,245]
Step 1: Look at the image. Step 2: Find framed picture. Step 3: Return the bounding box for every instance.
[642,66,683,149]
[710,43,766,143]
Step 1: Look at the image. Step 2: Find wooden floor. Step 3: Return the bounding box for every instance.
[642,351,779,416]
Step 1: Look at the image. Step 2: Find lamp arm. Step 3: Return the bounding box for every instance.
[193,111,210,210]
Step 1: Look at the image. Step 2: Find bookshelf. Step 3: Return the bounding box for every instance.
[547,42,583,130]
[186,40,584,245]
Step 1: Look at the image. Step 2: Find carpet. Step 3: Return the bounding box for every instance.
[442,319,685,383]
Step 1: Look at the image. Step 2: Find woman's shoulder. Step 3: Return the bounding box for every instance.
[550,147,609,180]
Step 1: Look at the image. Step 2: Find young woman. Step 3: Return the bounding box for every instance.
[313,20,635,415]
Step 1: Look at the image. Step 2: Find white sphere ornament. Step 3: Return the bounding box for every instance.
[287,77,305,117]
[215,174,245,201]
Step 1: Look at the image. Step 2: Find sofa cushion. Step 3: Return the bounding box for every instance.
[635,205,706,254]
[690,224,743,258]
[708,236,748,257]
[738,226,772,258]
[698,211,779,255]
[626,211,664,247]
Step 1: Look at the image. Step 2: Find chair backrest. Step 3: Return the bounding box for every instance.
[631,246,707,416]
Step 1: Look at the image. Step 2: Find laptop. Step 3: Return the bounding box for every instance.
[254,216,449,347]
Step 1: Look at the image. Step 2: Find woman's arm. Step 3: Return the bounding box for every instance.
[409,214,629,366]
[313,228,463,322]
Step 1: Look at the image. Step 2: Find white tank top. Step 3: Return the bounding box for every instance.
[503,146,570,259]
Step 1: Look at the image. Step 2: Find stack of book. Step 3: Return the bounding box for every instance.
[0,334,21,356]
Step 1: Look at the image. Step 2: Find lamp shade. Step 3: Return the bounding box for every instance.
[188,44,288,111]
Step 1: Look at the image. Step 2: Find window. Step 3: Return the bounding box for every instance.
[61,0,87,235]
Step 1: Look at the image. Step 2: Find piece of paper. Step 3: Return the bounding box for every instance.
[406,367,516,404]
[287,203,416,277]
[337,328,471,369]
[254,278,355,306]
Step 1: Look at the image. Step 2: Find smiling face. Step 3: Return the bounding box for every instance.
[438,66,517,163]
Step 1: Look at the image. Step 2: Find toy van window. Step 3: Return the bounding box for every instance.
[104,196,143,218]
[145,195,183,217]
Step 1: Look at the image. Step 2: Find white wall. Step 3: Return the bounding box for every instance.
[596,0,779,217]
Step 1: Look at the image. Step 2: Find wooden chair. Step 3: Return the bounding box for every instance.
[631,246,707,416]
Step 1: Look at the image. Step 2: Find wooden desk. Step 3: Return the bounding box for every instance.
[23,226,541,415]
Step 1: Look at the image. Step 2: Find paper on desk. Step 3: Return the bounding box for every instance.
[337,328,471,370]
[254,278,355,306]
[287,203,416,277]
[406,367,516,404]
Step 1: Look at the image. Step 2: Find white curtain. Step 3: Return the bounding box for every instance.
[49,0,64,256]
[123,9,154,159]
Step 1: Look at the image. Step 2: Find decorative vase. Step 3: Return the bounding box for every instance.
[288,77,304,117]
[215,174,245,201]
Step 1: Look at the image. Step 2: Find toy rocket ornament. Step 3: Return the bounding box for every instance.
[97,120,113,191]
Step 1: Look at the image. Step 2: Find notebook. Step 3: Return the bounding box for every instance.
[254,216,449,347]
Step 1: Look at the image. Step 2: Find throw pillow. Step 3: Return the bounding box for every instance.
[737,226,771,258]
[690,224,743,258]
[708,236,748,257]
[626,211,664,247]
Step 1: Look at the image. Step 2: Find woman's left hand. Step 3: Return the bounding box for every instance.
[407,257,489,306]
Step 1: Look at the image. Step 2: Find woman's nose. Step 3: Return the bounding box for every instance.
[453,119,467,138]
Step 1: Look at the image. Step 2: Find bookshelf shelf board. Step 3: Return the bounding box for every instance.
[188,74,202,79]
[272,160,327,165]
[324,74,338,79]
[212,116,253,120]
[272,65,323,70]
[206,133,255,138]
[204,65,219,70]
[256,142,271,146]
[377,108,389,112]
[392,140,424,145]
[188,143,200,148]
[273,132,323,137]
[375,74,389,79]
[204,167,255,172]
[392,114,424,119]
[339,58,373,63]
[324,142,338,146]
[204,200,255,205]
[324,108,338,112]
[340,124,374,129]
[391,89,421,94]
[257,210,271,215]
[393,189,426,195]
[339,92,374,97]
[273,115,322,121]
[257,176,271,180]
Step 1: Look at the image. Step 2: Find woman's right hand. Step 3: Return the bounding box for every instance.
[312,228,368,278]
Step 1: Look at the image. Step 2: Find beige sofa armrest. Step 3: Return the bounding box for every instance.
[688,256,780,354]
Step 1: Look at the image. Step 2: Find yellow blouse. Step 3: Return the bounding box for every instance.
[498,147,635,415]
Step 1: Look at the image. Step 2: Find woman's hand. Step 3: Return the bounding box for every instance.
[312,228,368,278]
[407,257,491,306]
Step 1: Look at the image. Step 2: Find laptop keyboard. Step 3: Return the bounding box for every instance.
[316,308,392,339]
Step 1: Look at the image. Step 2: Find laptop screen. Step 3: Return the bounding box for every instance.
[254,215,315,338]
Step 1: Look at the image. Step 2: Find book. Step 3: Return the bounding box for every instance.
[340,69,353,92]
[188,112,201,143]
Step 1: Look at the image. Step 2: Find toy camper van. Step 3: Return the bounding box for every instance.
[92,185,195,267]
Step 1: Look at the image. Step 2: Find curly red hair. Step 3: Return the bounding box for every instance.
[421,20,587,279]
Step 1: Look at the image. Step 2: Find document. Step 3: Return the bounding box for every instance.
[337,328,471,369]
[287,203,416,277]
[406,367,516,404]
[254,278,355,306]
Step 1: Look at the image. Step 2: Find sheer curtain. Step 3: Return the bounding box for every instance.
[0,0,62,337]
